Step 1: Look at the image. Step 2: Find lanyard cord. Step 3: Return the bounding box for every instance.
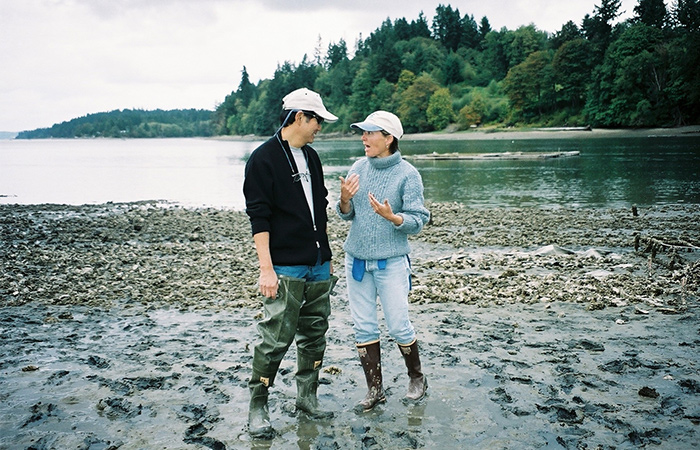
[275,130,309,183]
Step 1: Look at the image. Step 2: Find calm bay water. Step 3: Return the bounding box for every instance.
[1,135,699,209]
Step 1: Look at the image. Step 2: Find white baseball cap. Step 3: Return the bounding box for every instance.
[282,88,338,123]
[351,111,404,139]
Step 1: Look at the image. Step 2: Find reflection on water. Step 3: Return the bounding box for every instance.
[1,136,699,209]
[318,136,700,208]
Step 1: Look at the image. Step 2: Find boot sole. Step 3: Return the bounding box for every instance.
[354,396,386,413]
[403,378,428,404]
[248,427,275,440]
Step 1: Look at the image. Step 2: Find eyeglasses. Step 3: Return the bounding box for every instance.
[304,112,324,125]
[292,171,310,183]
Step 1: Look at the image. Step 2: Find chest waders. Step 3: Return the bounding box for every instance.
[248,275,337,438]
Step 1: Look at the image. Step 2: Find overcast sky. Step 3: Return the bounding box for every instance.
[1,0,642,132]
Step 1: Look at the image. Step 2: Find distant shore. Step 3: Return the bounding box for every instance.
[211,125,700,142]
[403,124,700,141]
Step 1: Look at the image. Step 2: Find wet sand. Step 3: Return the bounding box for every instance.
[1,202,698,449]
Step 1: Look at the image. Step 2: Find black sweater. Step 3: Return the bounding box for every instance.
[243,134,332,266]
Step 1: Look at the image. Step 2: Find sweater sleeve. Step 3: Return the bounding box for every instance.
[394,165,430,235]
[335,199,355,220]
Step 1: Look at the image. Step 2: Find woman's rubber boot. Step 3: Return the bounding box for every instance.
[248,372,274,439]
[295,354,334,419]
[398,339,427,403]
[356,341,386,413]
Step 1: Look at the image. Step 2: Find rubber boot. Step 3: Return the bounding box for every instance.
[294,276,336,418]
[398,339,427,402]
[248,372,274,439]
[356,341,385,412]
[295,354,334,419]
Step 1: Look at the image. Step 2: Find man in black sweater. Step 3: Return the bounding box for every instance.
[243,88,338,438]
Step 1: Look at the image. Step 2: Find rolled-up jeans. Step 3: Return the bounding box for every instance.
[345,253,415,345]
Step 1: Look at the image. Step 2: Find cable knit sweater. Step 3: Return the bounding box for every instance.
[336,151,430,260]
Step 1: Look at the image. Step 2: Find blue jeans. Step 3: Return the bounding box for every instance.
[345,253,415,345]
[274,254,331,282]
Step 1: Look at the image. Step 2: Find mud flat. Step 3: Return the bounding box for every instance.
[1,202,698,449]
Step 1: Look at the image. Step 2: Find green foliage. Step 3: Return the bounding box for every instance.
[397,73,440,133]
[503,50,556,121]
[17,109,213,139]
[674,0,700,31]
[584,23,683,126]
[634,0,668,28]
[550,21,584,50]
[503,25,548,69]
[427,88,456,130]
[553,39,595,109]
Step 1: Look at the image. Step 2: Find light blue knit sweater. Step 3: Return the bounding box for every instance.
[336,151,430,260]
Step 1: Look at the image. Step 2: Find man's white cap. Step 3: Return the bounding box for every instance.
[351,111,404,139]
[282,88,338,123]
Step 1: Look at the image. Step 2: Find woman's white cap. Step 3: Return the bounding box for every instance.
[282,88,338,122]
[351,111,403,139]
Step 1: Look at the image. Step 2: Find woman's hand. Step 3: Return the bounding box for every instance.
[339,173,359,213]
[369,192,404,225]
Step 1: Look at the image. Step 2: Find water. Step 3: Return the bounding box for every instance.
[1,135,699,209]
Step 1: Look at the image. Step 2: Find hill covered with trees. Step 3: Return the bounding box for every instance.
[215,0,700,136]
[16,109,214,139]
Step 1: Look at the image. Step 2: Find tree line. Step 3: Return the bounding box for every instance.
[215,0,700,136]
[16,109,214,139]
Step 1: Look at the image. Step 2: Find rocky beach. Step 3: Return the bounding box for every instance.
[1,200,699,449]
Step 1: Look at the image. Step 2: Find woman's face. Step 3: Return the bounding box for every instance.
[361,130,392,158]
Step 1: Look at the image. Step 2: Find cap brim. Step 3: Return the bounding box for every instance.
[317,110,338,123]
[351,121,383,132]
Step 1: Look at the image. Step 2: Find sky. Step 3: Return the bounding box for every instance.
[0,0,643,132]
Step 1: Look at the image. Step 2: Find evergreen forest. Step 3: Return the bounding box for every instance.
[216,0,700,136]
[16,0,700,139]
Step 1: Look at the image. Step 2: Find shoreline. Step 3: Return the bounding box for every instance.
[210,125,700,142]
[5,125,698,143]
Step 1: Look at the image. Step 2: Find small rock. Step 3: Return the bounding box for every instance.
[638,386,659,398]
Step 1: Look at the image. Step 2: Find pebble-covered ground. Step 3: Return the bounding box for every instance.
[0,202,698,449]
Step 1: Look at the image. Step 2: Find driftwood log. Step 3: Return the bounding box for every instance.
[634,233,699,270]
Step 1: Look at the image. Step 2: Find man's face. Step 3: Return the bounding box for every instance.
[299,112,322,145]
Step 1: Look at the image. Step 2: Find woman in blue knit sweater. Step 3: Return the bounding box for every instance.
[336,111,430,412]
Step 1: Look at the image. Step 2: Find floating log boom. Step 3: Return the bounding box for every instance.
[405,151,580,161]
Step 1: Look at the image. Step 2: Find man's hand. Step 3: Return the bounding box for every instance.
[259,267,279,299]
